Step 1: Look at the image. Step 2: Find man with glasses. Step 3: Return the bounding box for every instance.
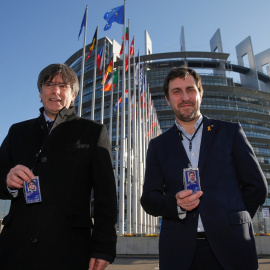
[0,64,117,270]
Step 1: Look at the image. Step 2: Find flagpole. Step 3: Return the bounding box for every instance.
[126,19,132,234]
[119,0,126,235]
[100,39,106,124]
[147,83,150,149]
[109,54,114,143]
[91,26,99,121]
[146,83,151,234]
[78,5,88,117]
[141,71,147,234]
[137,51,143,234]
[131,37,137,234]
[115,67,120,189]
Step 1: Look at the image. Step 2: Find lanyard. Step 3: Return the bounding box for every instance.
[178,119,204,152]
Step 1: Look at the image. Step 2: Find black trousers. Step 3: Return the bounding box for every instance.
[189,238,224,270]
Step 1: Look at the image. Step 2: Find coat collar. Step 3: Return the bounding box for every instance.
[39,106,77,133]
[39,106,76,119]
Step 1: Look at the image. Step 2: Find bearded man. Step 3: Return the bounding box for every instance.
[141,66,267,270]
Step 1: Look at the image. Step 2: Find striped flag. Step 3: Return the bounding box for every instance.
[102,58,113,84]
[120,27,129,55]
[97,46,104,76]
[103,71,118,91]
[86,27,97,60]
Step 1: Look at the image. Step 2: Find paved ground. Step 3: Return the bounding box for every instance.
[106,255,270,270]
[106,256,159,270]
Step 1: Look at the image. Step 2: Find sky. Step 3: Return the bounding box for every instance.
[1,0,270,144]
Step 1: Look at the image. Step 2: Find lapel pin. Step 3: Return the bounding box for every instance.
[207,125,214,131]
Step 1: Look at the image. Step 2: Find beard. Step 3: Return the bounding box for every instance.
[173,101,201,122]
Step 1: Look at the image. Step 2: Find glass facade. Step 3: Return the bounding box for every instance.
[69,39,270,234]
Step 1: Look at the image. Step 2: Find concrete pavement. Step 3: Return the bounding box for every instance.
[106,255,270,270]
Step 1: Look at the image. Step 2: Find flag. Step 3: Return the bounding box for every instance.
[78,9,86,40]
[139,67,144,98]
[140,70,146,107]
[122,27,129,41]
[120,41,124,56]
[103,5,124,31]
[120,28,129,55]
[102,70,118,91]
[112,69,119,85]
[114,89,128,110]
[86,27,97,60]
[130,38,134,55]
[125,55,129,72]
[125,38,134,71]
[102,58,113,84]
[97,46,104,76]
[103,76,113,91]
[131,95,134,120]
[135,61,139,85]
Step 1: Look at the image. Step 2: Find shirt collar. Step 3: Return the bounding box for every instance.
[175,114,203,134]
[43,111,54,122]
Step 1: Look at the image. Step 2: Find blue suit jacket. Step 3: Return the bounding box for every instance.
[141,116,267,270]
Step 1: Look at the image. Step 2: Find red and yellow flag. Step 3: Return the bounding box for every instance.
[102,59,113,84]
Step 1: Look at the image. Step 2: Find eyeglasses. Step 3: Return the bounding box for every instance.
[41,82,72,90]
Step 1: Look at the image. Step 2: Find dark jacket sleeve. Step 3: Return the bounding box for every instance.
[90,125,117,260]
[233,123,268,218]
[141,139,180,220]
[0,125,17,200]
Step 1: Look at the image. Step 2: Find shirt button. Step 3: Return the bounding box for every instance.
[41,157,47,163]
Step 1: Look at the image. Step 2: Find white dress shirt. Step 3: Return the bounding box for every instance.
[175,115,205,232]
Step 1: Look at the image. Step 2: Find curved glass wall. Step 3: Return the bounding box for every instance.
[65,42,270,234]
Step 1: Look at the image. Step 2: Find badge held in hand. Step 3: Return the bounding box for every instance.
[23,177,42,204]
[183,168,201,194]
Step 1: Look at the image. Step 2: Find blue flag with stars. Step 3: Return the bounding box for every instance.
[103,5,124,31]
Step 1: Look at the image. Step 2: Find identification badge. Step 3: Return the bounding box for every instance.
[183,168,201,194]
[23,176,42,204]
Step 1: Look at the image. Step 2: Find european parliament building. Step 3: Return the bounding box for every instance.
[1,28,269,235]
[65,27,270,235]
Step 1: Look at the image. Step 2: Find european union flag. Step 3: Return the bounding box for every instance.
[103,5,124,31]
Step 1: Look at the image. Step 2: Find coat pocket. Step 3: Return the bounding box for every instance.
[229,210,251,225]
